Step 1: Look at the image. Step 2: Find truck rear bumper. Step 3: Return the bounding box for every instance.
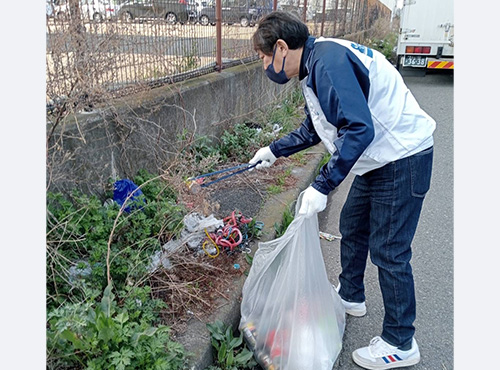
[426,58,454,69]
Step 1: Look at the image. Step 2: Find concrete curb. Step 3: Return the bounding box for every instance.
[175,144,328,370]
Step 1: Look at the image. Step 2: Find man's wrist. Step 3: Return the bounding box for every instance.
[311,181,332,196]
[269,142,281,159]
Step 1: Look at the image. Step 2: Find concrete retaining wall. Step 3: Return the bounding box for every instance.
[46,61,298,196]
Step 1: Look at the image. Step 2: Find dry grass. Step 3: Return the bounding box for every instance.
[150,250,247,334]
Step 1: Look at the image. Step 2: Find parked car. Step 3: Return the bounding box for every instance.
[187,1,203,22]
[81,0,121,21]
[117,0,191,24]
[197,0,271,27]
[52,0,120,21]
[53,0,69,19]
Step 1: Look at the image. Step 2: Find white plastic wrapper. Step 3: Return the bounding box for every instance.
[239,191,345,370]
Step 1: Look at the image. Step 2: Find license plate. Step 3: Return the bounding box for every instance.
[403,55,427,67]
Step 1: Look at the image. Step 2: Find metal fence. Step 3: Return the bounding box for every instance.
[46,0,391,112]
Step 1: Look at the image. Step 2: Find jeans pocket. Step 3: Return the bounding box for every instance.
[409,146,433,198]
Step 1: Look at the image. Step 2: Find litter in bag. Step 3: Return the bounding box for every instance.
[239,191,345,370]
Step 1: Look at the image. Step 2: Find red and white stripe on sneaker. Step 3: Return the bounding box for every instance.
[381,354,403,364]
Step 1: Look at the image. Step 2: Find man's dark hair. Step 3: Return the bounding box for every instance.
[252,11,310,55]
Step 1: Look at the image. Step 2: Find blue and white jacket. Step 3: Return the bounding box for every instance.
[269,36,436,195]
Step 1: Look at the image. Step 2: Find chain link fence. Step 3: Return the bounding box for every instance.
[46,0,391,113]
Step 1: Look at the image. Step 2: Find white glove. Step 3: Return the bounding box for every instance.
[249,146,277,170]
[298,186,328,218]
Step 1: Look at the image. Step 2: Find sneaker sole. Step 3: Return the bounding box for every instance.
[335,283,367,317]
[352,352,420,369]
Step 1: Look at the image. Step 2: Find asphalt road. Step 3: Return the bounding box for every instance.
[319,71,454,370]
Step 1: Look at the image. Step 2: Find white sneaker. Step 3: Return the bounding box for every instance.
[335,283,367,317]
[352,336,421,369]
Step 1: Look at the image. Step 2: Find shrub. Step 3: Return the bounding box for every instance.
[47,284,187,370]
[364,18,399,64]
[219,123,261,163]
[46,171,186,310]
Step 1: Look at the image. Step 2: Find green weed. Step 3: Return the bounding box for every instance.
[274,206,295,238]
[47,283,187,370]
[290,151,307,165]
[175,86,305,167]
[266,168,292,195]
[266,89,304,136]
[46,171,185,309]
[219,123,261,163]
[266,184,282,195]
[205,320,257,370]
[245,219,263,240]
[366,32,398,64]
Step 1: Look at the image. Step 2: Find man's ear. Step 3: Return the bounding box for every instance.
[275,39,289,57]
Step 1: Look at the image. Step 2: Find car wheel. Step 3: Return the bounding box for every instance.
[200,15,209,26]
[240,17,249,27]
[56,11,67,20]
[165,12,177,24]
[93,12,104,23]
[120,11,133,23]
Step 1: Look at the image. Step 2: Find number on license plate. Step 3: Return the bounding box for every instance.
[403,55,426,67]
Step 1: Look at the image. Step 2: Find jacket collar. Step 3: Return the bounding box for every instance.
[299,36,316,81]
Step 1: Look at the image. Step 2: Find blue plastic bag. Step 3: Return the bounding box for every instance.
[113,179,146,213]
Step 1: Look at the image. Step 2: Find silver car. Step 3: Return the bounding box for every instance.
[53,0,121,22]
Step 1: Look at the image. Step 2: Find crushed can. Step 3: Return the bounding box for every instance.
[185,178,202,194]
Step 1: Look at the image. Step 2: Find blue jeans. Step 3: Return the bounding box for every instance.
[338,146,433,350]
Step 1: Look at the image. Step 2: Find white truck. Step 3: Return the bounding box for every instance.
[396,0,454,73]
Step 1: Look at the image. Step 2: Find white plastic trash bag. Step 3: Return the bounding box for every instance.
[239,191,345,370]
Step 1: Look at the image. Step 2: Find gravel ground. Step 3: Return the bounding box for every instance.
[199,158,299,222]
[209,182,267,220]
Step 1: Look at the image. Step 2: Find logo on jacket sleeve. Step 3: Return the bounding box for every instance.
[350,42,373,58]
